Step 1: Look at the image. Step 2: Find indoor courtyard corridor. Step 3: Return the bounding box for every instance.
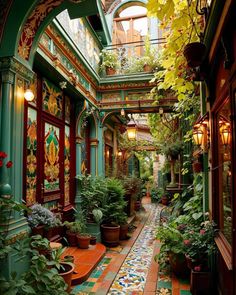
[70,197,191,295]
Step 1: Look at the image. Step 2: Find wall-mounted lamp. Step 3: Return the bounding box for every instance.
[24,88,34,102]
[193,117,209,152]
[193,126,204,146]
[220,123,231,146]
[127,116,137,140]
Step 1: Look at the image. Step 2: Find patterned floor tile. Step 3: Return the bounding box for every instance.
[107,205,160,294]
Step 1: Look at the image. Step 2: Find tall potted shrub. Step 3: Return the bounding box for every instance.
[101,178,126,247]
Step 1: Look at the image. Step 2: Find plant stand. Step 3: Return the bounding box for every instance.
[190,270,213,295]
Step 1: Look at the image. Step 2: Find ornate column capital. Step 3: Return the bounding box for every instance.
[0,56,34,81]
[1,70,14,84]
[76,136,83,144]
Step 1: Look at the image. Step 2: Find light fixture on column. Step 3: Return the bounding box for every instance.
[24,87,34,102]
[127,115,137,140]
[193,115,209,152]
[193,125,204,146]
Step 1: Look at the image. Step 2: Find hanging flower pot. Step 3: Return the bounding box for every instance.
[183,42,206,68]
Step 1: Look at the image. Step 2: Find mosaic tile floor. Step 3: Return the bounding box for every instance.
[108,204,160,294]
[72,200,191,295]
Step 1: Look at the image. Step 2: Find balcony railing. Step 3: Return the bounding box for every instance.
[101,38,166,77]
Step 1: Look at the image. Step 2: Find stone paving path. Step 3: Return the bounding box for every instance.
[107,204,160,295]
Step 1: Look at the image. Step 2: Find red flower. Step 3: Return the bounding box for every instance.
[194,266,201,272]
[0,151,7,159]
[0,160,3,167]
[200,229,206,235]
[6,161,13,168]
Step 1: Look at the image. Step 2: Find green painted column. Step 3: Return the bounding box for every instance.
[75,136,82,212]
[90,139,98,176]
[97,124,104,176]
[0,70,14,197]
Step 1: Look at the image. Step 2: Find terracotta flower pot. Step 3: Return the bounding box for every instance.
[90,236,97,245]
[66,231,78,247]
[106,67,116,75]
[143,64,152,72]
[59,262,75,292]
[183,42,206,68]
[77,234,91,249]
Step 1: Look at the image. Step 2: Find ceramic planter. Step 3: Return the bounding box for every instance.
[183,42,206,68]
[101,224,120,247]
[119,223,129,240]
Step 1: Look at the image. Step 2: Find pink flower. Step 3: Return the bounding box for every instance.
[184,239,191,245]
[200,229,206,235]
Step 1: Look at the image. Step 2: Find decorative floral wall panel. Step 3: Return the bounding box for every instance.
[26,108,37,206]
[44,123,60,192]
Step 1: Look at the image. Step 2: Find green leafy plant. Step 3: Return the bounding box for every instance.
[99,49,119,71]
[183,217,217,271]
[64,221,82,234]
[103,178,126,225]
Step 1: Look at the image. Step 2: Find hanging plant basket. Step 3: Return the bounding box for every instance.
[183,42,206,68]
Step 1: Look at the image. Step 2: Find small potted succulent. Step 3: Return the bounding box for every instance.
[64,221,82,246]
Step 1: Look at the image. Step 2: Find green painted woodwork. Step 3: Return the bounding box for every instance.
[97,125,105,176]
[0,71,14,197]
[0,0,36,58]
[67,0,98,19]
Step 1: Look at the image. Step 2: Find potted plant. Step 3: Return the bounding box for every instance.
[27,203,62,238]
[64,220,82,246]
[78,175,107,242]
[49,245,75,292]
[183,218,217,294]
[101,178,126,247]
[117,213,129,241]
[30,235,51,257]
[156,221,189,277]
[99,49,119,75]
[183,42,206,68]
[76,216,91,249]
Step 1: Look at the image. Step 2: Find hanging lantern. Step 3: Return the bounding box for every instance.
[127,117,137,140]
